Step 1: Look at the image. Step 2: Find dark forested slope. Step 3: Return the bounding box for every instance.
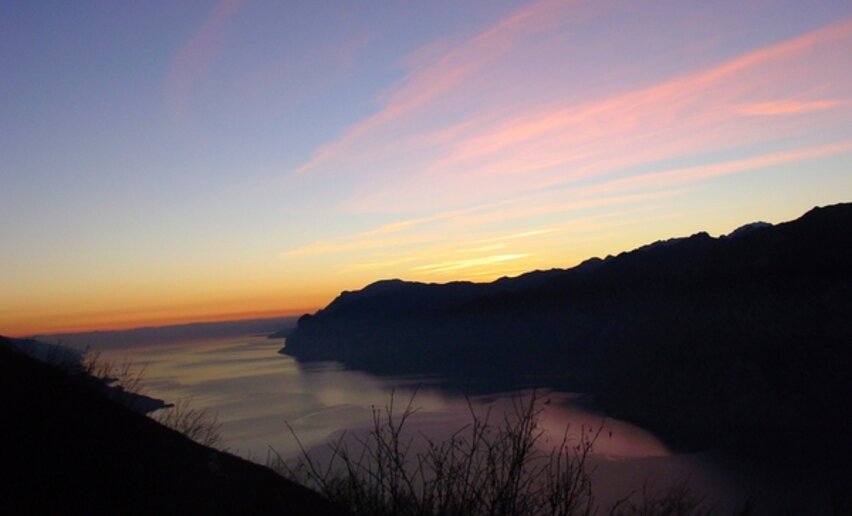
[0,339,345,515]
[281,203,852,449]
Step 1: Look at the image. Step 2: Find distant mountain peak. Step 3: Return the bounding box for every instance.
[634,231,713,254]
[278,201,852,451]
[724,221,772,239]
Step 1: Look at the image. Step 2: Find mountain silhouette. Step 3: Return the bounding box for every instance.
[280,203,852,450]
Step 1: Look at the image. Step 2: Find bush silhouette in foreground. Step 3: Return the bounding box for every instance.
[271,391,723,516]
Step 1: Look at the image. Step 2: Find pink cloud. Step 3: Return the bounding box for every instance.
[586,141,852,194]
[164,0,245,120]
[341,16,852,212]
[294,0,579,175]
[736,99,846,116]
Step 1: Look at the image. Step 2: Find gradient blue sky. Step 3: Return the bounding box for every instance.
[2,0,852,335]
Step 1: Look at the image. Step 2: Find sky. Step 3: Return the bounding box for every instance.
[2,0,852,336]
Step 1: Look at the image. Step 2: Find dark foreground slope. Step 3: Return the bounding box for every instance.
[0,341,344,515]
[281,203,852,450]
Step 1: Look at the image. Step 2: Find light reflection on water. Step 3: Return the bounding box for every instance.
[103,334,739,509]
[104,335,667,459]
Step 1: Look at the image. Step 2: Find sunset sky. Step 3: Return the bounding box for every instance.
[3,0,852,336]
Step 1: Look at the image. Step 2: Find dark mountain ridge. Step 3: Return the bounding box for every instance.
[37,316,298,350]
[281,203,852,450]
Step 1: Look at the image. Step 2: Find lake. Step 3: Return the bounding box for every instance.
[98,332,761,511]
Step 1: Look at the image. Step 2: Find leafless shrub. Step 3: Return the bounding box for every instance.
[608,480,711,516]
[270,391,598,516]
[155,397,222,448]
[271,390,724,515]
[79,349,148,410]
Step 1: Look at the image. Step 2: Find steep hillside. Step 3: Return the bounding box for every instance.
[280,203,852,449]
[0,339,345,515]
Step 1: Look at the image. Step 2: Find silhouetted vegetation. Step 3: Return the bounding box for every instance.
[78,348,164,412]
[155,397,222,448]
[272,392,722,516]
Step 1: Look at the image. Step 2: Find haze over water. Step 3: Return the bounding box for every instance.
[100,332,743,510]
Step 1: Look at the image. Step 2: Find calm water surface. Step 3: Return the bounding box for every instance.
[103,333,746,509]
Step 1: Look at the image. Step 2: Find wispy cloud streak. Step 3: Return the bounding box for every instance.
[165,0,245,120]
[736,100,846,116]
[291,9,852,214]
[279,3,852,285]
[294,0,575,176]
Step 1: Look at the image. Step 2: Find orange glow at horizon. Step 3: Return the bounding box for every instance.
[5,303,321,338]
[3,1,852,338]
